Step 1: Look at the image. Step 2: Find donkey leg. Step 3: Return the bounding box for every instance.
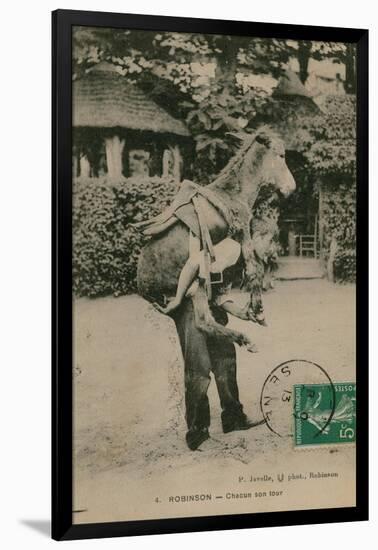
[192,281,252,348]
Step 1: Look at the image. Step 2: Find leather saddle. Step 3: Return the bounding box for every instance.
[132,180,232,300]
[131,180,231,242]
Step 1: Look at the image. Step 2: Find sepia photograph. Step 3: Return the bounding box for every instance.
[69,23,360,525]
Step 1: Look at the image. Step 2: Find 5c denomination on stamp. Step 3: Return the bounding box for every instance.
[294,382,356,447]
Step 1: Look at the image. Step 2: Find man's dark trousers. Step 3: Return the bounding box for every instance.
[172,297,248,450]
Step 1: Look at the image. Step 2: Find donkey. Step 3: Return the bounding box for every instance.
[137,128,296,348]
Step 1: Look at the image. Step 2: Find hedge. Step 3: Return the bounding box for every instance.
[73,176,177,297]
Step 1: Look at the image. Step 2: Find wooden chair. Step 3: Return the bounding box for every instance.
[297,216,318,258]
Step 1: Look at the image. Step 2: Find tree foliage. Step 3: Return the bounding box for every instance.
[73,28,355,179]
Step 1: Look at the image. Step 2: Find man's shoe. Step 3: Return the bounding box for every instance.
[186,428,210,450]
[222,416,265,434]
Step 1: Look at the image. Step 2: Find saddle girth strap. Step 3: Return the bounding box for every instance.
[192,194,216,301]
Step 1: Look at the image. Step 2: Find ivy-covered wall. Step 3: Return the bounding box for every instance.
[265,94,356,282]
[322,180,356,282]
[307,96,356,282]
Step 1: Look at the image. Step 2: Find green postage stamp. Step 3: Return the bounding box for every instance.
[294,383,356,447]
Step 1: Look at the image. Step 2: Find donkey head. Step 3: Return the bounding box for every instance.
[240,129,296,199]
[255,130,296,197]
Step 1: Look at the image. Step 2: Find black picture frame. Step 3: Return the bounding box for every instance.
[52,9,369,541]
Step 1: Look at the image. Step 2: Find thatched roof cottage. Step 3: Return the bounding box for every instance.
[73,62,191,180]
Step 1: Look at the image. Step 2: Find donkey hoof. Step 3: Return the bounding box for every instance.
[246,343,258,353]
[256,313,267,326]
[152,302,165,313]
[237,335,256,351]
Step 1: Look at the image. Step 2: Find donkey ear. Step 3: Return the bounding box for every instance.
[255,132,272,148]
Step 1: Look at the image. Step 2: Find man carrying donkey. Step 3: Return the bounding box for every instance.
[136,129,296,450]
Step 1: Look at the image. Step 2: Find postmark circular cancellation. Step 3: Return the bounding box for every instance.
[260,359,337,441]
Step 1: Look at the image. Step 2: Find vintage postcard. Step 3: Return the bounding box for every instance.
[71,25,358,525]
